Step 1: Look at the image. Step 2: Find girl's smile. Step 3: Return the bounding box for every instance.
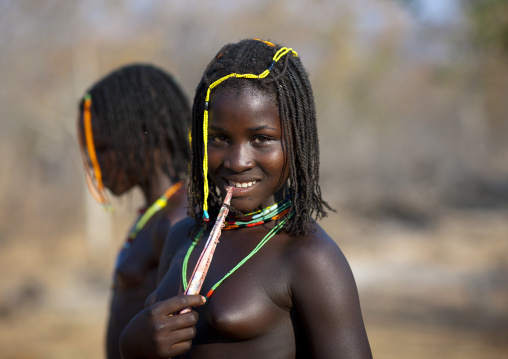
[207,85,289,214]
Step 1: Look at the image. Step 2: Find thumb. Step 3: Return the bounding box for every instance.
[152,294,206,316]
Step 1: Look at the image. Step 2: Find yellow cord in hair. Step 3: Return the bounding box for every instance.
[201,44,297,218]
[80,93,112,211]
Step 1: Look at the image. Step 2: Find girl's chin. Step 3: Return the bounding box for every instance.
[229,198,276,215]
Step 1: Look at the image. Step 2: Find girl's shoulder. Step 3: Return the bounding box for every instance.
[286,222,339,255]
[282,224,372,358]
[168,216,195,233]
[283,222,351,281]
[150,212,191,253]
[164,217,196,250]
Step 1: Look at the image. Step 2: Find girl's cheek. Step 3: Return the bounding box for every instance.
[207,150,223,168]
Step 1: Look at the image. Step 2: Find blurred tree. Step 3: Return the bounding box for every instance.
[465,0,508,56]
[396,0,508,164]
[463,0,508,152]
[393,0,421,14]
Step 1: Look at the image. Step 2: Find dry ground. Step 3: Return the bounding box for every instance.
[0,207,507,358]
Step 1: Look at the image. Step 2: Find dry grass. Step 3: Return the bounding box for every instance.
[0,207,507,358]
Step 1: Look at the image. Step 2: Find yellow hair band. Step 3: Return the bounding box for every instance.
[201,45,298,220]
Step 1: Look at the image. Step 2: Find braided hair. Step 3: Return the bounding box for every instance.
[79,64,191,193]
[188,39,330,235]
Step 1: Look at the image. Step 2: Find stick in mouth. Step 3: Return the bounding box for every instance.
[180,186,234,314]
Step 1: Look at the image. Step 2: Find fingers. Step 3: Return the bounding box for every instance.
[119,295,205,359]
[154,309,200,334]
[151,308,199,358]
[151,294,206,317]
[157,326,196,348]
[119,301,201,359]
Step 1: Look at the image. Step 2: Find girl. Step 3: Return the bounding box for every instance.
[120,40,372,358]
[77,64,191,359]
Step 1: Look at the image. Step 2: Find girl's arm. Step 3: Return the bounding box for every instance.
[290,232,373,358]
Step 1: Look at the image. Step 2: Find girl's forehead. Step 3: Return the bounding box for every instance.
[208,90,285,140]
[210,87,277,115]
[211,83,277,107]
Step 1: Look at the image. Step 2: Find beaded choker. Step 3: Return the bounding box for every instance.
[182,198,292,299]
[222,197,291,230]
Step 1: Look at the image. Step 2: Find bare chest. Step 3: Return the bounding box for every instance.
[115,228,157,289]
[157,230,295,342]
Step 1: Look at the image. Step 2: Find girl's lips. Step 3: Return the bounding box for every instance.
[222,178,259,193]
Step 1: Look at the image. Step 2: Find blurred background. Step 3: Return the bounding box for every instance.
[0,0,507,358]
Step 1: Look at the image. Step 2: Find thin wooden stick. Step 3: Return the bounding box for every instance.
[180,186,234,314]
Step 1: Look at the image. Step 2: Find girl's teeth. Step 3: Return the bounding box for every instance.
[231,181,255,188]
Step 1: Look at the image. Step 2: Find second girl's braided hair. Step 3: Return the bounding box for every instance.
[79,64,191,189]
[188,39,330,235]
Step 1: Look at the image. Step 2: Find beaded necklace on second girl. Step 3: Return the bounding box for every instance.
[182,197,292,299]
[113,181,184,286]
[124,181,184,248]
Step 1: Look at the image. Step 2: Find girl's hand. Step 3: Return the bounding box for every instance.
[119,294,205,359]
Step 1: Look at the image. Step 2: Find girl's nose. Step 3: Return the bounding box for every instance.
[223,143,255,172]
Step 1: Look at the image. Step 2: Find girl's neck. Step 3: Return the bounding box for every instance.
[140,172,174,207]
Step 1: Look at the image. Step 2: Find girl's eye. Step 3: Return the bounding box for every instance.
[210,134,228,143]
[252,135,272,144]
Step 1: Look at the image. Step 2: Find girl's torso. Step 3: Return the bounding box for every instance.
[154,219,331,358]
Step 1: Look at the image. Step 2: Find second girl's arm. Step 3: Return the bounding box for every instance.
[156,217,195,284]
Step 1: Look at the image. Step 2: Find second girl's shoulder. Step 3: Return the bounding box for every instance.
[149,213,182,257]
[157,217,196,281]
[163,217,195,251]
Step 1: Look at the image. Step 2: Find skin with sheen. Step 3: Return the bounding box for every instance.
[120,85,372,358]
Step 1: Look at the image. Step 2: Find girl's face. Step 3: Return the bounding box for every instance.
[207,86,289,214]
[78,114,136,196]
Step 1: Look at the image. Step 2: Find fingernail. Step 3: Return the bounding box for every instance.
[200,296,206,304]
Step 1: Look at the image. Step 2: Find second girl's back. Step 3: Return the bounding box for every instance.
[77,64,191,359]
